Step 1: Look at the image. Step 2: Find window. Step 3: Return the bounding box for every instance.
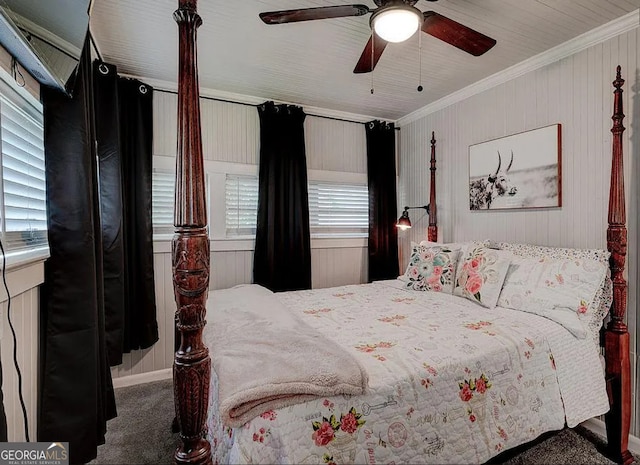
[151,170,175,236]
[151,162,369,241]
[0,96,47,252]
[223,174,368,238]
[308,180,368,237]
[225,174,258,237]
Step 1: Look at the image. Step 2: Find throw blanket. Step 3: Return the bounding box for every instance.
[205,284,369,427]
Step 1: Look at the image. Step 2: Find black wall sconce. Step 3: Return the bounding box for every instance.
[396,205,429,230]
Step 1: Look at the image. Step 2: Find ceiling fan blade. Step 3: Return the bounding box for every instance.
[422,11,496,57]
[260,5,370,24]
[353,34,388,74]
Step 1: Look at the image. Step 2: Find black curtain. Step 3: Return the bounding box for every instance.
[117,76,158,353]
[93,63,158,359]
[366,120,399,281]
[93,62,126,366]
[254,101,311,292]
[39,40,115,464]
[39,48,157,461]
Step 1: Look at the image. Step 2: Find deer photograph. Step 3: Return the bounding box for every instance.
[469,124,562,210]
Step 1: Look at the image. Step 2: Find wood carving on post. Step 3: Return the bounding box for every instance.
[607,65,627,334]
[427,132,437,242]
[604,65,633,465]
[172,1,212,464]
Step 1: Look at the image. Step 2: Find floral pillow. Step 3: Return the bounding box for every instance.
[453,246,512,309]
[497,256,608,339]
[403,245,460,293]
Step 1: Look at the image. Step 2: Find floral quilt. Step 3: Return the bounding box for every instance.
[206,280,609,465]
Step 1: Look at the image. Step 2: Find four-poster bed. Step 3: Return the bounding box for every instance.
[169,1,632,464]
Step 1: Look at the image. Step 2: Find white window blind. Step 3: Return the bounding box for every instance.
[152,170,175,235]
[308,181,368,237]
[223,174,368,238]
[0,97,47,251]
[225,174,258,237]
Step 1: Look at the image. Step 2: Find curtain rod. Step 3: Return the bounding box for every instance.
[155,88,400,129]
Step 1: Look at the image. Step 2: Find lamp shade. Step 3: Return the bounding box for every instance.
[396,209,412,230]
[371,5,422,43]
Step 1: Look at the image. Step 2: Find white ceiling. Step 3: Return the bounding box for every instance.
[89,0,639,121]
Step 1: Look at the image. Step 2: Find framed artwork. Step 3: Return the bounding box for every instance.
[468,124,562,210]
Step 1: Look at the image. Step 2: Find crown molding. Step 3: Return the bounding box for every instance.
[121,74,381,125]
[396,9,639,127]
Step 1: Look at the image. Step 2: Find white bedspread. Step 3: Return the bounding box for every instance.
[206,281,609,465]
[206,284,368,427]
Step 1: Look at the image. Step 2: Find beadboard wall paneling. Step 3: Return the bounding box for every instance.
[311,247,368,289]
[1,287,39,441]
[153,91,367,174]
[398,27,639,433]
[305,117,367,174]
[153,92,260,164]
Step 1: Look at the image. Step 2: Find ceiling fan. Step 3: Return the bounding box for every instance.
[259,0,496,74]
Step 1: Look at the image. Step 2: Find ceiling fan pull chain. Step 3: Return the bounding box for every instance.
[417,30,423,92]
[370,36,375,94]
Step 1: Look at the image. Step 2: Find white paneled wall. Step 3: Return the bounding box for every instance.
[398,28,639,433]
[306,117,367,173]
[112,93,371,380]
[1,287,38,441]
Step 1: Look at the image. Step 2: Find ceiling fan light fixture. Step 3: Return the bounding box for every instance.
[371,5,422,43]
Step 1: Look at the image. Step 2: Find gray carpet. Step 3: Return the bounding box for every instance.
[92,379,633,465]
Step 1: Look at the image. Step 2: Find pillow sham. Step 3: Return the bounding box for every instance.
[403,244,460,293]
[497,241,612,342]
[453,245,512,309]
[497,256,608,339]
[497,242,610,264]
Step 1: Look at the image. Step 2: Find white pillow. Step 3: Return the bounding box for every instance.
[497,242,612,342]
[497,256,608,339]
[453,245,512,309]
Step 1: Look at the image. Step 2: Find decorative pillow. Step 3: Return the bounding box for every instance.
[403,244,460,293]
[497,256,608,339]
[498,242,612,343]
[453,245,512,308]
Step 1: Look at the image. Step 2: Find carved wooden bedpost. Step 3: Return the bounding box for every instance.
[172,1,212,464]
[604,65,633,465]
[427,131,437,242]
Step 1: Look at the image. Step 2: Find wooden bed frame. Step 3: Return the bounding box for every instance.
[169,1,632,464]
